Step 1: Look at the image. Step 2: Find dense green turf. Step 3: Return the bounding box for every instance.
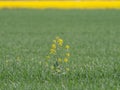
[0,9,120,90]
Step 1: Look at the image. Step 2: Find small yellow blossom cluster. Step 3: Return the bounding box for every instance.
[50,37,62,54]
[46,36,70,75]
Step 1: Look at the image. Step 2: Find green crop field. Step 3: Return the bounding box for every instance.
[0,9,120,90]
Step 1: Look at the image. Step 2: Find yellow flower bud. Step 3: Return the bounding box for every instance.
[64,58,68,63]
[65,45,70,49]
[58,42,63,46]
[51,44,56,49]
[50,49,56,54]
[57,38,63,46]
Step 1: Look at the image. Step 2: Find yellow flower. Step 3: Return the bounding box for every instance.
[51,44,56,49]
[66,68,70,71]
[50,49,56,54]
[58,39,63,43]
[65,45,70,49]
[64,58,68,63]
[55,37,63,46]
[57,38,63,46]
[58,42,63,46]
[58,58,62,62]
[66,53,70,57]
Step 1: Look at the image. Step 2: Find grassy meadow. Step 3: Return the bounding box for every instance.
[0,9,120,90]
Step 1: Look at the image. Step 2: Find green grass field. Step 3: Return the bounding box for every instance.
[0,9,120,90]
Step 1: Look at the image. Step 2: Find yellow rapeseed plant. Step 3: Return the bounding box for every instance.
[46,36,70,75]
[1,1,120,9]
